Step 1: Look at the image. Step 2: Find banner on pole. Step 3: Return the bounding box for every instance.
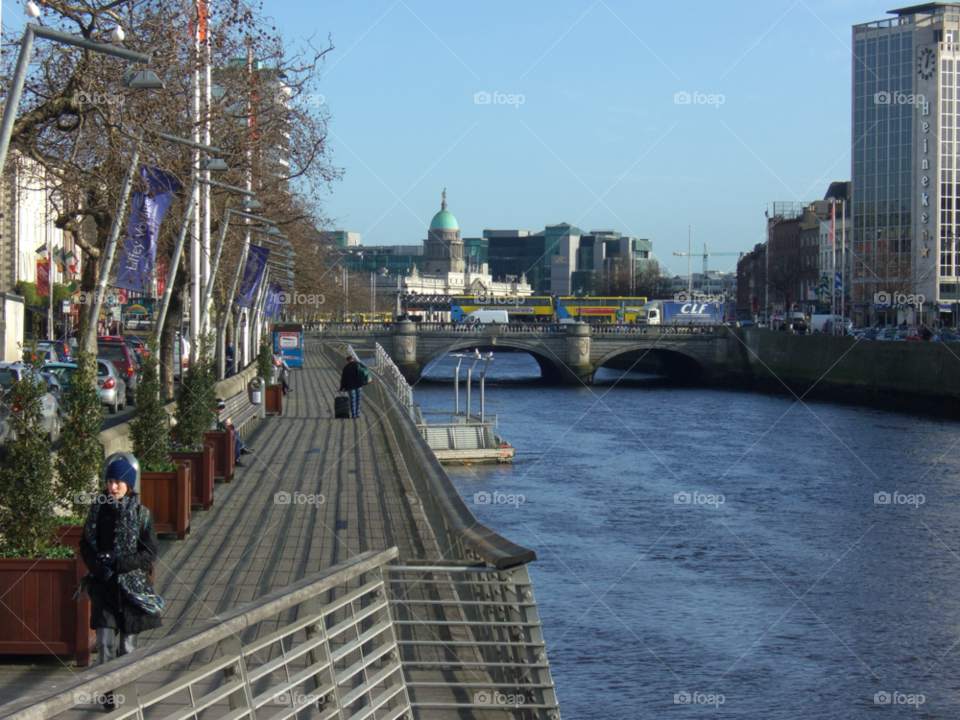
[115,167,180,293]
[37,260,50,296]
[236,245,270,308]
[264,282,283,318]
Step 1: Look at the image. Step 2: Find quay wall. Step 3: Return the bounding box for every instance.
[718,329,960,416]
[317,341,535,569]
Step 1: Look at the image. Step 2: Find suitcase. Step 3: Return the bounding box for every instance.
[334,393,351,419]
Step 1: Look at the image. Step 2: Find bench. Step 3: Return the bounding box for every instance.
[221,387,263,441]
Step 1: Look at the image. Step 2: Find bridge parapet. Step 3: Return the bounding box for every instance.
[311,322,726,384]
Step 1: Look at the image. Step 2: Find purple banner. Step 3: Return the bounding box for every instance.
[264,282,284,318]
[115,167,179,294]
[236,245,270,308]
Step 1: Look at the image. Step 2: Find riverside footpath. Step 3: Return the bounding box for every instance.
[0,338,560,720]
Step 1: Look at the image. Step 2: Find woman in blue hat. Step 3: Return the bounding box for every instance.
[79,453,163,705]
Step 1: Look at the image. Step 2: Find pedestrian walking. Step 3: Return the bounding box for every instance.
[78,453,163,710]
[339,356,370,419]
[272,351,292,395]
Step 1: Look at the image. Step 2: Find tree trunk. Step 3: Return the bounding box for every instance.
[76,224,106,353]
[160,267,186,402]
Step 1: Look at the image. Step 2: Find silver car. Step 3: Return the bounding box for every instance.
[96,359,127,414]
[0,362,63,444]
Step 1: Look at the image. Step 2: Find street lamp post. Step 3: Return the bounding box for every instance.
[0,23,155,177]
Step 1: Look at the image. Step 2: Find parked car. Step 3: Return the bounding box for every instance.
[0,362,63,444]
[97,342,138,403]
[37,341,72,363]
[935,331,960,342]
[738,319,757,328]
[875,328,895,341]
[95,359,127,414]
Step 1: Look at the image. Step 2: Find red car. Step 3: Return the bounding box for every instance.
[97,341,138,403]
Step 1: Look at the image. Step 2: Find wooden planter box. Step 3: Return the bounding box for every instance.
[0,555,93,665]
[141,463,192,540]
[172,441,215,511]
[265,384,283,415]
[205,428,235,482]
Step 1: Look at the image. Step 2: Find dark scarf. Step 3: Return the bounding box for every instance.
[78,494,164,615]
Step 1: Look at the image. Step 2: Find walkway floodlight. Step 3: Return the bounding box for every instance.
[121,68,164,89]
[200,157,228,172]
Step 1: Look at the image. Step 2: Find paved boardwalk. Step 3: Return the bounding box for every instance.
[0,343,505,719]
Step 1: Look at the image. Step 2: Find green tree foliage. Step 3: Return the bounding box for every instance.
[257,334,274,383]
[172,334,217,449]
[130,335,175,471]
[0,341,60,557]
[55,349,104,520]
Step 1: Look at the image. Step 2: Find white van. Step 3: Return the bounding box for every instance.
[465,309,509,324]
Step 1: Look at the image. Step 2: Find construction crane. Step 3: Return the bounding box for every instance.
[673,243,743,296]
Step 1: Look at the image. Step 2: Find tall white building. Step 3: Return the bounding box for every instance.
[853,3,960,324]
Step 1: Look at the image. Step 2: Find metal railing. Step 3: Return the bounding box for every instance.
[374,343,414,418]
[592,324,718,336]
[0,549,411,720]
[316,322,721,337]
[387,564,560,720]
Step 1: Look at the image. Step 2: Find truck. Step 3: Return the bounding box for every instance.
[638,300,725,325]
[464,309,509,324]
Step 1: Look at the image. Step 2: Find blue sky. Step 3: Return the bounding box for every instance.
[268,0,882,277]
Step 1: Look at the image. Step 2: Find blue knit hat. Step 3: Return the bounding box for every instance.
[106,458,138,493]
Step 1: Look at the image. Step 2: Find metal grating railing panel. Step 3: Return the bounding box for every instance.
[0,549,411,720]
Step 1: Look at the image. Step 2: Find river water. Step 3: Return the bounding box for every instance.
[415,351,960,719]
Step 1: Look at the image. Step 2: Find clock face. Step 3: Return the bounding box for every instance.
[918,47,936,80]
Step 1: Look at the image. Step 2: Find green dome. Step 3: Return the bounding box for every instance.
[430,209,458,230]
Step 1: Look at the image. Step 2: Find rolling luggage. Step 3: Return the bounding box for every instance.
[334,392,351,419]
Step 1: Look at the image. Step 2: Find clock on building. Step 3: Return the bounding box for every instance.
[918,47,936,80]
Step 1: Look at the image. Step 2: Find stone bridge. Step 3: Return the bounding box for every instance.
[314,321,731,384]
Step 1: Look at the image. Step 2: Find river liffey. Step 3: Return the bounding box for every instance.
[416,351,960,719]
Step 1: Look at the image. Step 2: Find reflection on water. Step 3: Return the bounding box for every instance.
[416,352,960,719]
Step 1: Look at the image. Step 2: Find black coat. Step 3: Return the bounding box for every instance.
[79,496,162,634]
[339,361,363,391]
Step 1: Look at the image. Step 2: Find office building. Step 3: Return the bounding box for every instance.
[852,3,960,324]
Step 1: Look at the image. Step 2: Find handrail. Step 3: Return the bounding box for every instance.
[0,549,403,720]
[374,342,414,418]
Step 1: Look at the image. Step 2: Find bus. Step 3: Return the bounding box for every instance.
[451,295,555,323]
[557,297,648,323]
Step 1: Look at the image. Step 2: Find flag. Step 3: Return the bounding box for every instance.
[835,271,843,296]
[264,282,284,318]
[830,202,835,245]
[189,0,208,42]
[115,167,180,293]
[236,245,270,308]
[156,255,168,298]
[37,260,50,296]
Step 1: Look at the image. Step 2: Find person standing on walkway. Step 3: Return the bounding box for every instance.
[339,356,365,419]
[79,454,163,709]
[273,351,292,395]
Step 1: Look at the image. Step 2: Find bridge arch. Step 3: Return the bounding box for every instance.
[592,343,709,382]
[419,338,567,383]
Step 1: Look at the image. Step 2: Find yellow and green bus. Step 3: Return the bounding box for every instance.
[557,297,648,323]
[451,296,556,322]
